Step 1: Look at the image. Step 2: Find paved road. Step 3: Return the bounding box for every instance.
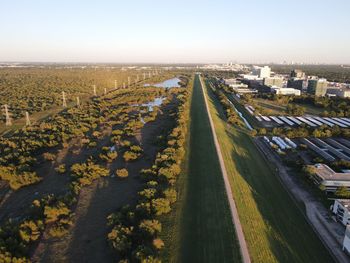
[255,138,350,263]
[199,75,251,263]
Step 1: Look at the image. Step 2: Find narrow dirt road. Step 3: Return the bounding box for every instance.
[199,75,251,263]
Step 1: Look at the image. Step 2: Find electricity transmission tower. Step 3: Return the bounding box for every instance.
[62,91,67,107]
[4,104,12,126]
[25,111,31,126]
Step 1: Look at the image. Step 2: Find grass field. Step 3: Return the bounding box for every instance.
[203,78,335,263]
[161,75,242,262]
[252,98,324,116]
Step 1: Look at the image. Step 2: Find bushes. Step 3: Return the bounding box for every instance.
[123,151,140,162]
[116,169,129,178]
[70,160,109,187]
[106,79,191,261]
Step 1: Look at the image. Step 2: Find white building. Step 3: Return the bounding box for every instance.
[343,225,350,255]
[224,79,257,94]
[252,65,271,78]
[331,199,350,226]
[270,86,301,96]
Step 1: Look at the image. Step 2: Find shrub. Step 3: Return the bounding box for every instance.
[116,169,129,178]
[55,164,66,174]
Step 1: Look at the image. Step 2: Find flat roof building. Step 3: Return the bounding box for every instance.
[270,86,301,96]
[311,163,350,192]
[327,88,350,98]
[263,77,284,88]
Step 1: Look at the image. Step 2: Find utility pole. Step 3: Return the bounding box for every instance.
[25,111,31,126]
[62,91,67,107]
[104,88,107,95]
[4,104,11,126]
[114,80,117,89]
[76,96,80,107]
[128,76,131,86]
[93,85,97,96]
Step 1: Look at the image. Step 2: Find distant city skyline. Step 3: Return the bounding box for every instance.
[1,0,349,64]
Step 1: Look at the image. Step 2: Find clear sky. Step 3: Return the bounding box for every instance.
[0,0,349,64]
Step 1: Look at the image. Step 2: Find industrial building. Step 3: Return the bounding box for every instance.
[224,79,257,94]
[270,86,301,96]
[326,88,350,98]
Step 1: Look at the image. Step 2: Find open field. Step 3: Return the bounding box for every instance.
[173,74,241,262]
[252,98,324,116]
[203,77,335,263]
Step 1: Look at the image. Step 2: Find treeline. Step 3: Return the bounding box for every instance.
[206,78,243,126]
[254,125,350,138]
[292,95,350,117]
[0,68,175,122]
[106,88,190,261]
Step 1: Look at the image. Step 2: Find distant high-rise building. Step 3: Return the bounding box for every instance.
[307,78,328,96]
[290,69,306,79]
[252,66,271,78]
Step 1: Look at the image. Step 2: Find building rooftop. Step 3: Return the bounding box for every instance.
[314,163,350,181]
[337,199,350,208]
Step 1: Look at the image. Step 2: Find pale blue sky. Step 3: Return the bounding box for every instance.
[0,0,349,63]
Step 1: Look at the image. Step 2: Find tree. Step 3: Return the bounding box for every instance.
[151,198,171,216]
[139,219,162,237]
[116,169,129,178]
[335,186,350,198]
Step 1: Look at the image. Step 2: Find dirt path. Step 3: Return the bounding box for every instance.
[199,75,251,263]
[254,137,350,263]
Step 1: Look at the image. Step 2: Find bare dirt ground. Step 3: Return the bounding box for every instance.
[0,130,115,225]
[31,102,175,263]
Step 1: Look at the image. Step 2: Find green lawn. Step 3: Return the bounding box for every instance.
[203,78,335,263]
[161,75,242,263]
